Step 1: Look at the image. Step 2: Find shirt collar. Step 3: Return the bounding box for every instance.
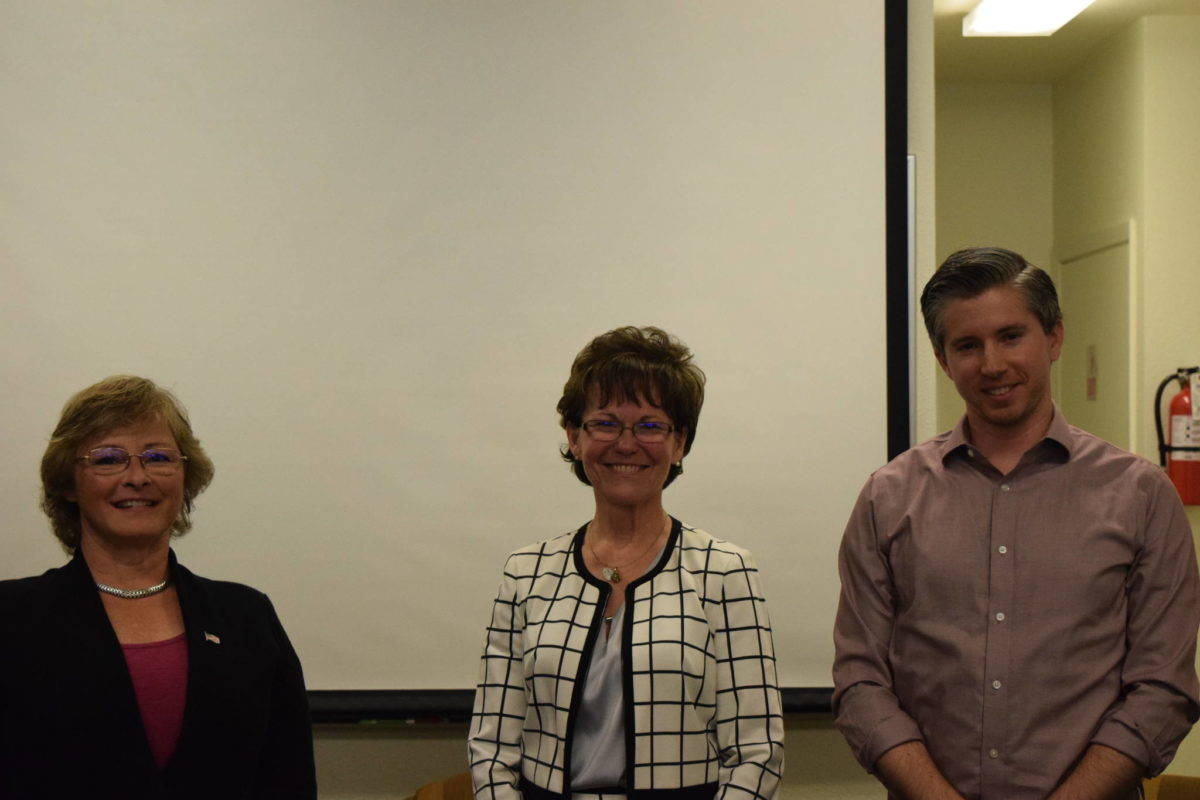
[940,403,1075,463]
[1042,404,1076,457]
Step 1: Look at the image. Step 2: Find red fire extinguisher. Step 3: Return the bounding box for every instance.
[1155,367,1200,505]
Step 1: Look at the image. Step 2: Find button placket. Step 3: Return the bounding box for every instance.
[982,477,1016,793]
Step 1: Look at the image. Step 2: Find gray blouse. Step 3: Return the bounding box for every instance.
[569,602,627,789]
[571,541,669,791]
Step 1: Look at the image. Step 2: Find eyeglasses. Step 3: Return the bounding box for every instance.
[581,420,675,443]
[77,447,188,476]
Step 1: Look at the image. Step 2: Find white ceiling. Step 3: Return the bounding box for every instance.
[936,0,1200,82]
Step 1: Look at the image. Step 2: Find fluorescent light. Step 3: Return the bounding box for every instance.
[963,0,1096,36]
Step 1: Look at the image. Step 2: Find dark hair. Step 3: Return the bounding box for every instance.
[920,247,1061,354]
[40,375,215,552]
[557,326,705,488]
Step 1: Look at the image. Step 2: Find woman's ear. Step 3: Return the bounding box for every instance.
[566,425,582,460]
[672,428,687,463]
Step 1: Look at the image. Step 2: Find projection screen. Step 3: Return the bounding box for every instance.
[1,0,896,702]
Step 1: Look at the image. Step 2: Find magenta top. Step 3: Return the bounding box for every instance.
[121,633,188,770]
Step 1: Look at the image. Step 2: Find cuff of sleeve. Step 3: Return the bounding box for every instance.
[1092,719,1154,775]
[860,712,925,774]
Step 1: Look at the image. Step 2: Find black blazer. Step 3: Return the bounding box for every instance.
[0,549,316,799]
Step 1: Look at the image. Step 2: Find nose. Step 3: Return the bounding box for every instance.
[121,456,152,486]
[980,342,1005,376]
[614,425,640,450]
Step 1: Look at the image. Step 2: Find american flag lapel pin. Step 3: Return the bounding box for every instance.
[204,631,221,645]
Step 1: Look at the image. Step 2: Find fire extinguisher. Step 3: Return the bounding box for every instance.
[1155,366,1200,505]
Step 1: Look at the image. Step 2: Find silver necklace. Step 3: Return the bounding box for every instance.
[95,577,170,600]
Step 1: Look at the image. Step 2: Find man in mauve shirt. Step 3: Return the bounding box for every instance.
[833,247,1200,800]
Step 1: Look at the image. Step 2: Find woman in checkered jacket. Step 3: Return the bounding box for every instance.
[469,326,784,800]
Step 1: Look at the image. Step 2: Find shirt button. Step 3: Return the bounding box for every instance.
[989,748,999,759]
[1000,484,1011,492]
[998,545,1008,554]
[992,680,1002,690]
[995,612,1006,621]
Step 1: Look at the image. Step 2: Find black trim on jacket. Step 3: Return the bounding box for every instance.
[562,518,684,797]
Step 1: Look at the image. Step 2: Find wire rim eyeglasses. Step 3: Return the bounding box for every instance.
[76,447,189,476]
[580,420,675,443]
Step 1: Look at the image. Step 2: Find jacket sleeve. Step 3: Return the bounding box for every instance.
[713,549,784,800]
[831,476,924,772]
[1090,470,1200,774]
[469,556,527,800]
[254,594,318,798]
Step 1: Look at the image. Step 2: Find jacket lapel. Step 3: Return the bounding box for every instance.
[57,551,163,781]
[166,552,241,779]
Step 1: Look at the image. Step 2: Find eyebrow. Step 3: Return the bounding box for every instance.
[949,323,1030,347]
[590,411,670,422]
[92,441,176,449]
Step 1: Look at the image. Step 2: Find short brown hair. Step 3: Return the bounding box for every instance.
[557,326,705,488]
[40,375,215,552]
[920,246,1061,355]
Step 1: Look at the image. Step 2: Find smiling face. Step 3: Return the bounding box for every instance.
[68,417,186,549]
[936,285,1063,439]
[566,392,686,514]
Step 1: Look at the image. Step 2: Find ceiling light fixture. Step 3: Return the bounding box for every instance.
[962,0,1096,36]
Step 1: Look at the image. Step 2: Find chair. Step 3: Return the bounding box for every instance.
[1144,774,1200,800]
[412,771,474,800]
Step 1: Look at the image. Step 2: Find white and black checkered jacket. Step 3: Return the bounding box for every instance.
[469,519,783,800]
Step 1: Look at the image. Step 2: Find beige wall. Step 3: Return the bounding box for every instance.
[313,718,882,800]
[911,0,941,445]
[1141,16,1200,484]
[932,82,1056,433]
[1053,24,1145,255]
[932,10,1200,773]
[1141,14,1200,663]
[1052,15,1200,522]
[1141,13,1200,769]
[1052,12,1200,772]
[1053,22,1146,452]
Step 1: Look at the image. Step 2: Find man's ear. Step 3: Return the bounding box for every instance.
[934,347,950,376]
[1048,320,1064,363]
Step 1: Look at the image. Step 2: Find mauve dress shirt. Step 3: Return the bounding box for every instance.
[833,409,1200,800]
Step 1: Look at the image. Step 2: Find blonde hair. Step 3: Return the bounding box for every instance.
[40,375,215,551]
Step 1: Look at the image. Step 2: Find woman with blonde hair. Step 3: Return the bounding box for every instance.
[0,375,315,798]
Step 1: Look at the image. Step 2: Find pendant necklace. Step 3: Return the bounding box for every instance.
[586,520,668,584]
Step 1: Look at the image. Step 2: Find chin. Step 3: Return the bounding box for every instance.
[982,407,1032,428]
[87,525,174,545]
[595,487,656,508]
